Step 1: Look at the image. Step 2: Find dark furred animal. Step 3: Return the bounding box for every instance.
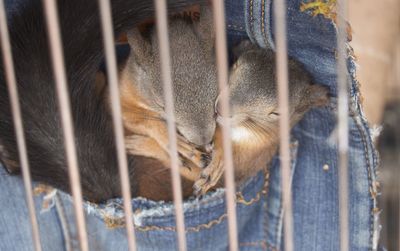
[0,0,206,202]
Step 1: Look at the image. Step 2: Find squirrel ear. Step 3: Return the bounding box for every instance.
[126,28,151,63]
[194,6,215,52]
[307,85,330,107]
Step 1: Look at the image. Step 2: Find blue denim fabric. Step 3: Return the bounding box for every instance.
[0,0,380,250]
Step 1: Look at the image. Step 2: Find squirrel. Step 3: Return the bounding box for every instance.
[118,5,218,180]
[194,41,330,195]
[0,1,326,201]
[0,0,208,202]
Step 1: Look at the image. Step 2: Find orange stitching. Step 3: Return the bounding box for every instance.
[135,213,228,232]
[100,171,271,232]
[249,0,254,37]
[261,0,267,45]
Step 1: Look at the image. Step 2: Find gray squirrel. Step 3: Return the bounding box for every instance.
[194,41,329,195]
[0,0,327,201]
[119,17,329,198]
[118,6,218,181]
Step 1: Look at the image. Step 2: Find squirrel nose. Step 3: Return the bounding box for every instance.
[188,134,213,146]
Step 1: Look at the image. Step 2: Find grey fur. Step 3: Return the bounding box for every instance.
[124,7,218,146]
[226,42,328,129]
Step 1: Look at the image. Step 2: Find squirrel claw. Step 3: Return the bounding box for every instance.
[193,178,210,196]
[200,153,211,168]
[193,165,222,196]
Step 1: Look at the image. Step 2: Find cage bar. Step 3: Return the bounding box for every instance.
[212,1,239,250]
[42,0,89,250]
[97,1,137,250]
[153,0,188,250]
[0,1,42,251]
[336,0,350,250]
[273,0,295,251]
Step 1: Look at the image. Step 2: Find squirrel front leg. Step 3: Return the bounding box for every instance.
[193,126,225,195]
[125,134,202,182]
[141,120,208,169]
[122,105,209,169]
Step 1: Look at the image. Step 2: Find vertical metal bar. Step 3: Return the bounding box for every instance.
[273,0,294,251]
[212,1,239,250]
[0,1,42,251]
[153,1,187,250]
[42,1,89,250]
[397,35,400,251]
[97,1,137,251]
[336,0,350,250]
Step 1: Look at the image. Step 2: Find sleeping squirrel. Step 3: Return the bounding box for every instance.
[121,38,329,199]
[119,5,218,179]
[193,41,329,195]
[0,1,327,202]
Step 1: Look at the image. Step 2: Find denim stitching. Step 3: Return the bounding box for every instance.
[134,189,264,232]
[249,0,254,39]
[261,0,267,46]
[263,167,272,250]
[99,173,269,231]
[130,171,271,232]
[265,0,275,49]
[347,35,378,249]
[135,213,227,232]
[352,115,375,251]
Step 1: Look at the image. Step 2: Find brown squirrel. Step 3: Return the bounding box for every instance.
[194,42,329,195]
[121,39,329,200]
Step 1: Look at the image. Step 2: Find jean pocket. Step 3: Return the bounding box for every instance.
[77,168,275,250]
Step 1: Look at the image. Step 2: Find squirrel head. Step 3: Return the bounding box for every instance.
[216,42,329,141]
[124,7,218,146]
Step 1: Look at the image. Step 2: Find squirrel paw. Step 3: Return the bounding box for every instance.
[125,134,209,171]
[125,134,177,166]
[176,135,210,169]
[193,159,224,196]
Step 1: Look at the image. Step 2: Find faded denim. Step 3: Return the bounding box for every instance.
[0,0,380,250]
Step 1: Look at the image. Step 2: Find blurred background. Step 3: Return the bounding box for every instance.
[349,0,400,249]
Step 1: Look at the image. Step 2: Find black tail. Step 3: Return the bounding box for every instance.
[0,0,205,202]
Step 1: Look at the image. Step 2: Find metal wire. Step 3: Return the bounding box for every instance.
[154,0,187,250]
[0,1,42,250]
[273,0,294,250]
[42,0,89,250]
[212,1,239,250]
[398,35,400,251]
[97,1,137,250]
[336,0,350,250]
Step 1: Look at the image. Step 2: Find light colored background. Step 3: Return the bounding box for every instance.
[350,0,400,249]
[349,0,400,125]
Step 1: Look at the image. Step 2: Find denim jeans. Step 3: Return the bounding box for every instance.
[0,0,380,250]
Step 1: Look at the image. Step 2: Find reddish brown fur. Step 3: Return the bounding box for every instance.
[115,71,203,199]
